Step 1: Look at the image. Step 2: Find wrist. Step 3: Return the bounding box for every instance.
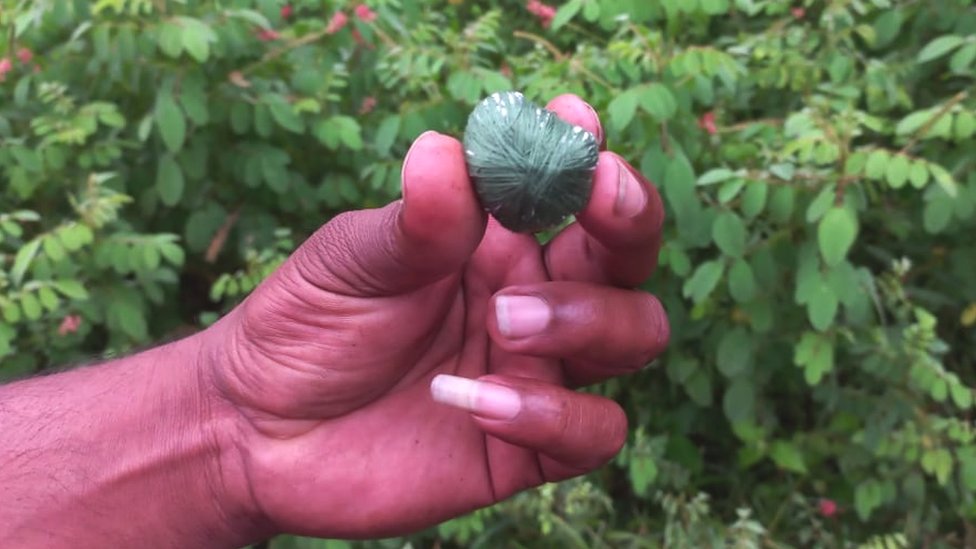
[190,321,278,546]
[0,328,273,547]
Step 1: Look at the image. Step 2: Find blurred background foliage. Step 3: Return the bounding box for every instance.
[1,0,975,547]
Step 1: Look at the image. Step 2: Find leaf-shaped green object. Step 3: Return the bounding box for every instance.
[463,91,599,233]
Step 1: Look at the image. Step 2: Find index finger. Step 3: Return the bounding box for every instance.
[543,95,665,287]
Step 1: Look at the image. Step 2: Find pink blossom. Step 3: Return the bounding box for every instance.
[526,0,557,28]
[58,315,82,336]
[280,4,293,19]
[326,11,349,34]
[359,96,377,114]
[698,111,718,135]
[16,48,33,64]
[792,7,806,19]
[0,57,11,82]
[354,4,377,23]
[351,28,370,47]
[818,498,838,518]
[256,28,281,41]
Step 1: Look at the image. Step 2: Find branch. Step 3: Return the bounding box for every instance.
[899,90,969,155]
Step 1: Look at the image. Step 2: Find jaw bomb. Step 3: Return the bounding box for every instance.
[463,91,600,234]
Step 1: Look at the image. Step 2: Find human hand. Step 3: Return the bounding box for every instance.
[199,94,669,541]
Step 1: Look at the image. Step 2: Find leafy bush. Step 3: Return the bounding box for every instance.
[2,0,975,547]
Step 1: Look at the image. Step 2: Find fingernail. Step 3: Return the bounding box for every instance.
[496,295,551,339]
[615,159,647,218]
[583,103,604,145]
[430,375,522,420]
[401,131,440,202]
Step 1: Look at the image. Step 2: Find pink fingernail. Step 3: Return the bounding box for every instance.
[583,102,604,145]
[615,159,647,218]
[400,131,440,203]
[496,295,551,339]
[430,375,522,420]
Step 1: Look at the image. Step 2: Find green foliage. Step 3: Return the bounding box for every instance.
[2,0,976,547]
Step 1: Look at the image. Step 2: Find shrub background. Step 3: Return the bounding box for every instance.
[1,0,975,547]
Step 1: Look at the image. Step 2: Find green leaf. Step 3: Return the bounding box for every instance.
[628,454,657,496]
[723,378,755,423]
[718,179,746,204]
[885,154,910,188]
[951,381,973,410]
[728,258,758,303]
[374,115,400,156]
[956,111,976,140]
[818,207,858,267]
[11,239,41,285]
[608,88,640,133]
[156,155,185,207]
[740,181,768,219]
[770,441,807,474]
[181,19,215,62]
[2,302,20,324]
[855,480,882,521]
[909,160,929,188]
[638,83,677,120]
[155,92,187,154]
[160,243,186,267]
[54,280,89,300]
[549,0,583,31]
[794,331,834,385]
[864,149,888,180]
[769,163,795,181]
[267,94,304,133]
[712,212,747,257]
[58,224,94,251]
[157,22,183,58]
[896,110,932,136]
[950,43,976,74]
[805,184,835,223]
[921,448,953,486]
[683,260,725,303]
[38,286,59,311]
[716,328,754,377]
[924,189,954,234]
[20,292,42,320]
[42,235,65,262]
[808,281,839,331]
[769,186,795,224]
[685,368,713,406]
[918,35,964,62]
[929,163,959,197]
[697,168,735,186]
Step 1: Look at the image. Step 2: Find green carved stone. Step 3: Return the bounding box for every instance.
[463,91,600,233]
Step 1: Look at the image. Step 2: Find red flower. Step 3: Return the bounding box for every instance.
[58,315,82,336]
[526,0,557,28]
[698,111,718,135]
[16,48,33,64]
[359,96,378,114]
[280,4,293,19]
[792,7,806,19]
[351,28,371,47]
[354,4,377,23]
[0,57,12,80]
[326,11,349,34]
[256,28,281,41]
[818,498,838,518]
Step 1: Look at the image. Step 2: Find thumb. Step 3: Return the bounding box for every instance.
[292,131,487,296]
